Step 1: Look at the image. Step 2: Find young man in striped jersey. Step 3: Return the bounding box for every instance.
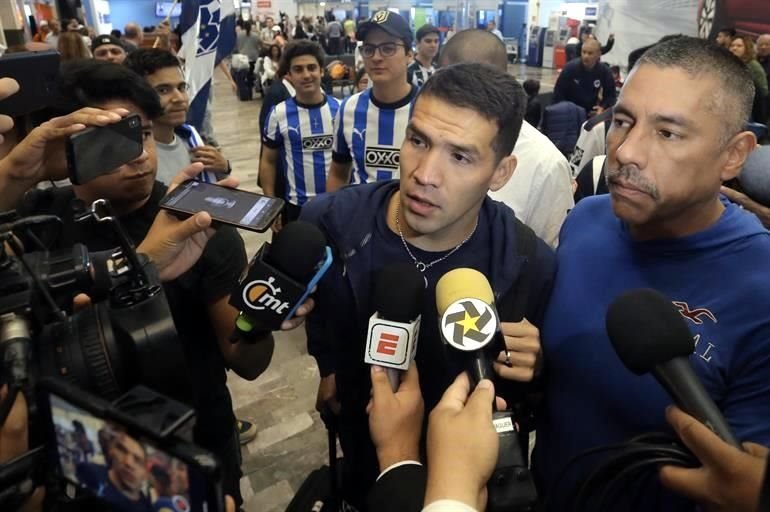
[326,10,417,191]
[260,40,340,227]
[407,24,439,88]
[124,49,229,185]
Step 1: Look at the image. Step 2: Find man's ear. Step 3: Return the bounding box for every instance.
[721,131,757,182]
[489,154,517,192]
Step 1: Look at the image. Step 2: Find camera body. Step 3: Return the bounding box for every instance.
[0,203,222,510]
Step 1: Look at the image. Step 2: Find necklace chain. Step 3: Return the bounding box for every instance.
[395,201,477,273]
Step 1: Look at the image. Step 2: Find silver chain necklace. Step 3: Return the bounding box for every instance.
[395,201,477,273]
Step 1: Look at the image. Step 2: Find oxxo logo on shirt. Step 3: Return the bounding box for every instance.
[242,276,291,314]
[365,146,400,169]
[302,135,334,151]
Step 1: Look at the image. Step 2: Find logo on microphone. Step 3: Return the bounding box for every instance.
[242,276,291,315]
[441,298,496,351]
[368,324,409,365]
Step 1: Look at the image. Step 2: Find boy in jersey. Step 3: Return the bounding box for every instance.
[326,10,417,191]
[124,49,230,184]
[260,40,340,227]
[407,24,439,88]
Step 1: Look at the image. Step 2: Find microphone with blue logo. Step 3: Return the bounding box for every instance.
[228,221,333,342]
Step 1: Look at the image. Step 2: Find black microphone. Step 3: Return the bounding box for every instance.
[229,221,332,340]
[606,288,741,448]
[364,263,425,391]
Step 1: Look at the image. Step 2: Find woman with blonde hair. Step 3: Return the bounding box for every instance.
[58,31,91,61]
[730,35,769,123]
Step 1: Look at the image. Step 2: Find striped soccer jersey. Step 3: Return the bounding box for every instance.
[263,95,341,206]
[407,60,435,88]
[332,86,417,185]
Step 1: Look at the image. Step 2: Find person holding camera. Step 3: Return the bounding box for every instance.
[0,60,283,508]
[0,76,247,512]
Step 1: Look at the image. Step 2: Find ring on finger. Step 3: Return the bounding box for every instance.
[504,349,513,368]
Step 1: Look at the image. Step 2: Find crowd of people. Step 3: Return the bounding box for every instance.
[1,7,770,512]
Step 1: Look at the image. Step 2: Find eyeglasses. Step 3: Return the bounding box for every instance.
[360,42,405,58]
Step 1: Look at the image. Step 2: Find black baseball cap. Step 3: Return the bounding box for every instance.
[92,34,125,52]
[356,10,413,47]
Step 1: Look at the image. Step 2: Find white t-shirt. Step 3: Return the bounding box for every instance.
[489,121,574,248]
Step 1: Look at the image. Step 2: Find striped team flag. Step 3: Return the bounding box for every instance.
[178,0,237,131]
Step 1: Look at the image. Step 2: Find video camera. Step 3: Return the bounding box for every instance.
[0,201,224,511]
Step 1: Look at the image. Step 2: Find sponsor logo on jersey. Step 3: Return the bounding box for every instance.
[302,135,334,151]
[365,146,400,169]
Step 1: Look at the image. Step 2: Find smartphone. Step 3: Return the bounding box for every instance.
[160,180,285,233]
[0,50,60,117]
[39,379,224,512]
[66,113,144,185]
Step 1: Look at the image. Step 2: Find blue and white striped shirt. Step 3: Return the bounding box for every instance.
[332,86,417,185]
[263,95,341,206]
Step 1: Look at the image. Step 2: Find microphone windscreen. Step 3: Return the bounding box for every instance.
[373,263,425,322]
[606,288,695,375]
[435,268,494,315]
[267,221,327,282]
[740,145,770,207]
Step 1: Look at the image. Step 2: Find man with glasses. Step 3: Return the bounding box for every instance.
[125,49,230,184]
[326,10,417,191]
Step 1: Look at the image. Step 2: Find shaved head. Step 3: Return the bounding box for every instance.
[758,34,770,57]
[583,38,601,52]
[438,29,508,71]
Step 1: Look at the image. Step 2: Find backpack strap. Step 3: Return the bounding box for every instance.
[507,218,539,322]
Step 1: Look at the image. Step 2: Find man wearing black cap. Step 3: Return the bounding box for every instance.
[326,10,417,191]
[92,34,127,64]
[408,24,439,88]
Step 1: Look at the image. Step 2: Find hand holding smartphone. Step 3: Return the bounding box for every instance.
[66,113,144,185]
[160,180,284,233]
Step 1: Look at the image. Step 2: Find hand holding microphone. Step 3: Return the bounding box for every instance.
[606,288,741,448]
[659,406,769,512]
[425,373,501,512]
[229,221,332,341]
[367,365,424,472]
[436,268,541,387]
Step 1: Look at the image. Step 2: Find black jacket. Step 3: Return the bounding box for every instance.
[367,464,427,512]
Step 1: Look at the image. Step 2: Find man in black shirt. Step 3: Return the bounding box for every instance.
[553,38,616,116]
[7,61,272,508]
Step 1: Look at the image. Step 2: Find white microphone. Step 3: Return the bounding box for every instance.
[364,263,425,390]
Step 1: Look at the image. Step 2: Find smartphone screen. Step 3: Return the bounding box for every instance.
[160,180,284,232]
[48,393,215,512]
[66,113,144,185]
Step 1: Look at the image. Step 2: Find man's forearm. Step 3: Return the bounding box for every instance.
[326,161,352,192]
[259,151,277,197]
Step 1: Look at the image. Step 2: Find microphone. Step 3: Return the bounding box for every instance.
[606,288,741,448]
[436,268,539,511]
[436,268,500,388]
[364,263,424,391]
[228,221,333,340]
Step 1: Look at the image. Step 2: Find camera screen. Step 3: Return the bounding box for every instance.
[164,180,278,229]
[49,394,208,512]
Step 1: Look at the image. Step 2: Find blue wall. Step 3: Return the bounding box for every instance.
[108,0,179,33]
